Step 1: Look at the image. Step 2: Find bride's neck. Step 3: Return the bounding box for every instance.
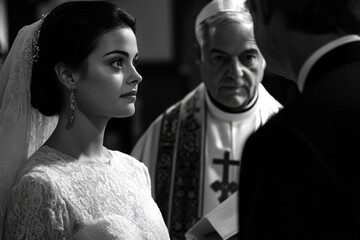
[44,114,108,161]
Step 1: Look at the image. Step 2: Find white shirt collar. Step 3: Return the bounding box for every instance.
[297,35,360,92]
[205,89,259,122]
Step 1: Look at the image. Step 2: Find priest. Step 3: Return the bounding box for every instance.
[131,0,282,239]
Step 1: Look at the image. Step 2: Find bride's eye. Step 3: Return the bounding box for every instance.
[111,59,123,69]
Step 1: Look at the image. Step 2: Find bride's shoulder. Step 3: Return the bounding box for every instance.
[109,149,146,169]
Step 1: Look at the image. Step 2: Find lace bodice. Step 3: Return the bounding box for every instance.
[3,146,170,240]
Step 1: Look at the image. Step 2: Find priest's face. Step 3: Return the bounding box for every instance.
[198,18,265,111]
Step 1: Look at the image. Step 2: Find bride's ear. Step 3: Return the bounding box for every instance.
[54,63,78,90]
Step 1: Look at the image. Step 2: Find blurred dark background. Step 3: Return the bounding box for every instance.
[0,0,299,154]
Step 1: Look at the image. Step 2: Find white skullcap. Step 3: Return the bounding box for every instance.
[195,0,246,43]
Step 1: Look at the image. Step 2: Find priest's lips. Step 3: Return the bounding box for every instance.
[120,90,137,101]
[220,85,248,94]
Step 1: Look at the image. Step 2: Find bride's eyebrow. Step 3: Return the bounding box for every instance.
[102,50,129,58]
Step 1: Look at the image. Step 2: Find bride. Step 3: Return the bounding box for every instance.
[0,1,170,239]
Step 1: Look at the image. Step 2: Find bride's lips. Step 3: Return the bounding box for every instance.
[120,90,137,100]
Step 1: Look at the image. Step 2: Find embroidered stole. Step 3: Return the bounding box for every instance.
[155,85,206,239]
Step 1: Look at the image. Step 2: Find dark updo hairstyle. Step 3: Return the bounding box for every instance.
[31,1,136,116]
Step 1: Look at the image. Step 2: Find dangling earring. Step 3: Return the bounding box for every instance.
[66,87,76,129]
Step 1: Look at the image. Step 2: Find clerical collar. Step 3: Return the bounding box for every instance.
[205,89,259,122]
[297,35,360,93]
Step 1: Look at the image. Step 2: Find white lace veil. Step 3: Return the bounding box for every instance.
[0,20,58,237]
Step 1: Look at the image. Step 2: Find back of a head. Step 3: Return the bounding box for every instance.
[195,0,252,47]
[31,1,136,116]
[249,0,360,34]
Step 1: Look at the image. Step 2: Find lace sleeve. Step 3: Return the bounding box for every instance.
[141,163,151,193]
[4,173,70,240]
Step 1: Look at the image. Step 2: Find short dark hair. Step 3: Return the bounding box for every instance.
[31,1,136,116]
[246,0,360,34]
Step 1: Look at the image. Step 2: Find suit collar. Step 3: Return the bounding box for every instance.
[303,40,360,92]
[298,35,360,92]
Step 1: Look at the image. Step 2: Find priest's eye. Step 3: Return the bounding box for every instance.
[211,55,230,66]
[240,54,259,67]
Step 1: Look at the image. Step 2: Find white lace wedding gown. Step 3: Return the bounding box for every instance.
[3,146,170,240]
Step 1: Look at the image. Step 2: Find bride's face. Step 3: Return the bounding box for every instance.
[73,26,142,121]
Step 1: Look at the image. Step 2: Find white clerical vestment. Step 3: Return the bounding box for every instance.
[131,83,282,240]
[203,91,261,215]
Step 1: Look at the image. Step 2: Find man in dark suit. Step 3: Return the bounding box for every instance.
[239,0,360,239]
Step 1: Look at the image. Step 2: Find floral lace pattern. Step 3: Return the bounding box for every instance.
[4,146,170,240]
